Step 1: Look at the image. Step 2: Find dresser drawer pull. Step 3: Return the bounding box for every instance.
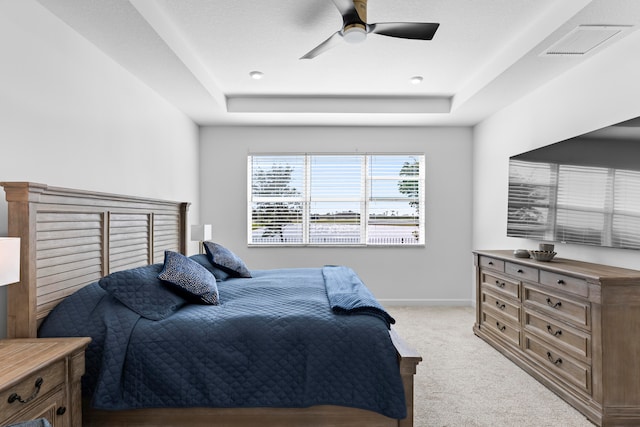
[546,297,562,309]
[557,279,566,285]
[546,351,563,365]
[495,321,506,332]
[8,377,43,404]
[546,325,562,336]
[488,261,494,266]
[57,406,67,416]
[495,280,505,288]
[495,300,506,310]
[517,269,524,273]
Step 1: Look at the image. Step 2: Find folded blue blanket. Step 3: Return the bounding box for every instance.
[323,265,395,328]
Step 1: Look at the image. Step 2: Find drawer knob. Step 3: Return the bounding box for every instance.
[546,297,562,309]
[495,321,506,332]
[8,377,43,404]
[495,301,506,310]
[547,351,563,365]
[495,280,505,288]
[517,269,524,274]
[557,279,566,285]
[546,325,563,336]
[488,261,494,266]
[57,406,67,416]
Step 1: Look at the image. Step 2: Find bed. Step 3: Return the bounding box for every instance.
[2,181,421,427]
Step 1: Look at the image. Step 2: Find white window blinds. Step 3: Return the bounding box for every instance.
[248,154,425,246]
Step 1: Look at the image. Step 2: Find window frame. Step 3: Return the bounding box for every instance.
[247,153,425,247]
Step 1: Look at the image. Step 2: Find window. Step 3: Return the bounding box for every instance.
[248,154,425,246]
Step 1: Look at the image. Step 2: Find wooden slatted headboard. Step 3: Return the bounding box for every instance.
[1,182,190,338]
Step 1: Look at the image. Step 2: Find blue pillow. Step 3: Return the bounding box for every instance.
[99,264,187,320]
[189,254,231,281]
[203,242,252,278]
[159,251,219,305]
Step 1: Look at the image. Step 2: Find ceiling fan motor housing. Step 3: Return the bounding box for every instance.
[343,26,367,43]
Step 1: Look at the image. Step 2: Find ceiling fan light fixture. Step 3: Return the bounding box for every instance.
[410,76,424,85]
[249,71,264,80]
[343,26,367,44]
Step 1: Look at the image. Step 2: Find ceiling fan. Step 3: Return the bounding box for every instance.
[300,0,440,59]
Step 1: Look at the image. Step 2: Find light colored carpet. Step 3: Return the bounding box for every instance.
[387,306,595,427]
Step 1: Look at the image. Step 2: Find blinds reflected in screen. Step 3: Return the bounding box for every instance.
[507,160,556,240]
[507,159,640,249]
[614,169,640,249]
[556,164,611,246]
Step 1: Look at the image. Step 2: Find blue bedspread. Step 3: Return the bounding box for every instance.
[38,266,407,419]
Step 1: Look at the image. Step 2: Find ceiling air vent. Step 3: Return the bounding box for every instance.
[542,25,632,56]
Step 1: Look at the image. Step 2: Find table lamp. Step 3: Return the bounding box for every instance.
[0,237,20,286]
[190,225,212,254]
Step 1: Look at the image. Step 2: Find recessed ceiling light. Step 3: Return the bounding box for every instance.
[249,71,264,80]
[410,76,423,85]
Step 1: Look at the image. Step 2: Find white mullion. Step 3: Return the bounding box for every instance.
[303,154,311,244]
[361,155,368,244]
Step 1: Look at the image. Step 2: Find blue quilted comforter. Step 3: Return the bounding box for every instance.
[38,266,406,419]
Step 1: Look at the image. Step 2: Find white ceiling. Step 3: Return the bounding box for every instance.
[36,0,640,127]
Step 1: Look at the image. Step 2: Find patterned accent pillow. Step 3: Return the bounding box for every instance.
[99,263,187,320]
[159,251,219,305]
[203,242,252,278]
[189,254,231,281]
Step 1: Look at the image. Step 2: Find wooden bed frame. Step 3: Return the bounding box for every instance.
[2,182,422,427]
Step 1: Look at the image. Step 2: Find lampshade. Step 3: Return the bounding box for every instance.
[190,224,212,242]
[0,237,20,286]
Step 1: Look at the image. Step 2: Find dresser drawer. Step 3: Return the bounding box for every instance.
[505,261,539,283]
[523,285,590,329]
[524,334,591,394]
[539,270,588,298]
[481,310,520,347]
[482,290,520,324]
[479,256,504,272]
[524,309,590,361]
[480,271,520,300]
[0,360,65,421]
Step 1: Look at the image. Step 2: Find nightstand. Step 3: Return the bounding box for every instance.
[0,338,90,427]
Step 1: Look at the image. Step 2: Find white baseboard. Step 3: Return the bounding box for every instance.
[379,299,474,307]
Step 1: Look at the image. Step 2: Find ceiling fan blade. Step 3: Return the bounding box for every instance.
[300,31,343,59]
[369,22,440,40]
[331,0,365,26]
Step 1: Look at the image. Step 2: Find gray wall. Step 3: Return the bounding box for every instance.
[0,1,201,338]
[199,126,474,305]
[472,27,640,271]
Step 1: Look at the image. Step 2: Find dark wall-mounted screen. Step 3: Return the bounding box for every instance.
[507,116,640,250]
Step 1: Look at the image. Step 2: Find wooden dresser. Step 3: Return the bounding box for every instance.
[473,250,640,427]
[0,338,90,427]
